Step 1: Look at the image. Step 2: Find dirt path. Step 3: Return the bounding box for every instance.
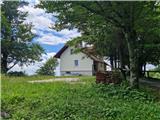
[140,78,160,89]
[28,78,85,84]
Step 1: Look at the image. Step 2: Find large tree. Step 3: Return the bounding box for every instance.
[1,1,45,73]
[40,1,160,88]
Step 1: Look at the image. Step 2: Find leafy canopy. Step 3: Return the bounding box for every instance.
[1,1,45,73]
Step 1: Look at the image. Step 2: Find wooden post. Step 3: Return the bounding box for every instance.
[147,71,149,78]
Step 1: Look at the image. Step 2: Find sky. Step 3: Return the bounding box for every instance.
[10,0,81,75]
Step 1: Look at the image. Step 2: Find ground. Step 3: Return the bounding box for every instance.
[1,75,160,120]
[140,78,160,89]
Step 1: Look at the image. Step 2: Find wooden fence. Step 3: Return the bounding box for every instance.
[96,71,122,84]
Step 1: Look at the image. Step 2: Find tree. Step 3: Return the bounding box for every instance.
[1,1,45,73]
[36,58,58,75]
[40,1,160,88]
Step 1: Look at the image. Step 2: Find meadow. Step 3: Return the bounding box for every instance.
[149,72,160,79]
[1,75,160,120]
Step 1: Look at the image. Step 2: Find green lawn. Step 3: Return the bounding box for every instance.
[149,72,160,79]
[1,75,160,120]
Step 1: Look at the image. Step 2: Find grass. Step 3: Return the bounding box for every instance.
[149,72,160,79]
[1,75,160,120]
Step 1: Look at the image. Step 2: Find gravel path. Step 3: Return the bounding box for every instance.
[28,78,85,84]
[140,78,160,89]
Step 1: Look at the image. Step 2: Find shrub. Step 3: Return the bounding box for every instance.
[36,57,58,75]
[93,83,156,102]
[7,71,26,76]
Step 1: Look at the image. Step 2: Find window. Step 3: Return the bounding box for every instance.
[74,60,79,66]
[70,49,74,54]
[66,71,71,74]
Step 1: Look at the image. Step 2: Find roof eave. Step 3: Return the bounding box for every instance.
[54,45,68,58]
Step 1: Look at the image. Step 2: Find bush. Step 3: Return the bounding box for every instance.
[7,71,26,76]
[93,83,156,102]
[36,57,58,75]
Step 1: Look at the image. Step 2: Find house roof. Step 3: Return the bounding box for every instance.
[82,47,108,64]
[54,45,68,58]
[54,45,108,65]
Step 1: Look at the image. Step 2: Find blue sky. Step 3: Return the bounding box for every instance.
[10,0,81,75]
[40,43,64,53]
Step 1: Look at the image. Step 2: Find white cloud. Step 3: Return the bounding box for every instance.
[59,29,81,39]
[18,5,55,29]
[34,29,81,45]
[18,4,81,45]
[9,52,60,76]
[146,64,156,70]
[36,34,66,45]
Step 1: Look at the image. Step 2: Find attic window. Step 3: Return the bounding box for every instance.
[70,49,74,54]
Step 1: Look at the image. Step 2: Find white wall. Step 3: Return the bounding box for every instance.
[60,47,93,75]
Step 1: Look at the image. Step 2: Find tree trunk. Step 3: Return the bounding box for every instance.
[128,43,138,88]
[125,32,139,88]
[1,54,8,74]
[137,62,144,78]
[117,30,127,80]
[119,51,126,81]
[110,55,114,70]
[143,63,146,77]
[114,54,117,69]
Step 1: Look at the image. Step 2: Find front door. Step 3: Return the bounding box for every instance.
[92,61,97,75]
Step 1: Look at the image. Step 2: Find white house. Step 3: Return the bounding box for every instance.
[54,45,107,76]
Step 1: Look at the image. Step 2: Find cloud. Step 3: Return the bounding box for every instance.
[146,64,156,70]
[35,33,66,45]
[18,5,55,29]
[18,4,81,46]
[9,52,60,76]
[59,29,81,39]
[34,29,81,45]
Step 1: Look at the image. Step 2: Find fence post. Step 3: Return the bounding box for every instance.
[147,71,149,78]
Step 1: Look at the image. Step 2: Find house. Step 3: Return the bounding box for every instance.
[54,45,107,76]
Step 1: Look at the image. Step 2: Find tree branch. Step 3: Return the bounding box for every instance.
[80,3,125,29]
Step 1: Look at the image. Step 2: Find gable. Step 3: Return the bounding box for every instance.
[60,47,94,72]
[54,45,68,58]
[54,45,108,65]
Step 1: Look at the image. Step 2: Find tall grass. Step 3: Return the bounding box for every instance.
[1,75,160,120]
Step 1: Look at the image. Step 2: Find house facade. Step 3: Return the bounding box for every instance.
[54,45,106,76]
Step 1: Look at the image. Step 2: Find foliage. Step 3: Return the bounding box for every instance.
[154,65,160,71]
[36,57,58,76]
[150,73,160,79]
[94,83,156,101]
[1,1,45,73]
[149,65,160,79]
[39,1,160,88]
[1,75,160,119]
[7,71,26,76]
